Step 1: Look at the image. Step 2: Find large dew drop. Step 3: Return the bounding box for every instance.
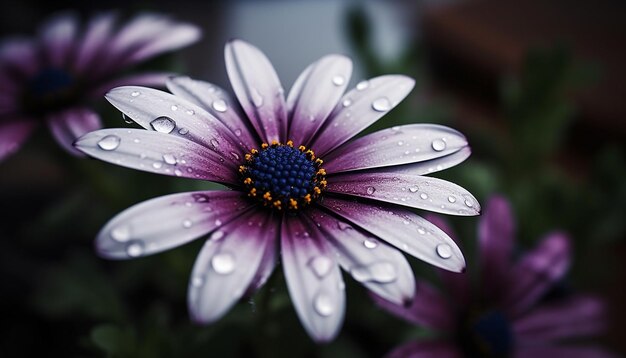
[351,262,397,283]
[431,139,446,152]
[212,252,236,274]
[126,240,144,257]
[212,99,228,112]
[150,116,176,134]
[309,256,333,278]
[314,292,334,317]
[371,97,391,112]
[332,75,345,86]
[97,135,121,151]
[110,226,130,242]
[436,244,453,259]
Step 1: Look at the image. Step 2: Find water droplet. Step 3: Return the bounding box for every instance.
[372,97,391,112]
[111,226,130,242]
[170,105,178,111]
[97,135,121,151]
[234,128,242,136]
[464,198,474,207]
[210,230,225,241]
[210,138,219,148]
[178,127,189,135]
[126,240,144,257]
[436,244,452,259]
[448,196,456,203]
[397,141,404,146]
[309,256,333,278]
[251,88,264,107]
[152,161,163,169]
[215,219,223,226]
[431,139,446,152]
[351,262,397,283]
[162,153,177,165]
[192,193,209,203]
[409,186,419,193]
[182,219,192,228]
[332,75,345,86]
[337,221,352,230]
[122,113,133,124]
[314,292,334,317]
[212,99,228,112]
[417,227,426,235]
[150,117,176,134]
[356,80,369,90]
[342,99,352,107]
[363,239,378,249]
[191,276,204,287]
[186,109,195,115]
[131,91,140,97]
[230,152,240,160]
[212,252,236,274]
[366,186,376,195]
[420,193,428,200]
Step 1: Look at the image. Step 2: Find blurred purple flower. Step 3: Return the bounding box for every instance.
[374,196,611,358]
[0,11,201,160]
[74,40,480,342]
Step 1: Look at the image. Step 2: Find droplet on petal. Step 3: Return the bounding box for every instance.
[436,244,452,259]
[314,292,334,317]
[126,240,144,257]
[97,135,121,151]
[371,97,391,112]
[356,80,369,90]
[162,153,177,165]
[212,252,236,274]
[363,238,378,249]
[351,262,397,283]
[111,226,131,242]
[366,186,376,195]
[212,99,228,112]
[431,139,446,152]
[309,256,333,278]
[332,75,345,86]
[150,116,176,134]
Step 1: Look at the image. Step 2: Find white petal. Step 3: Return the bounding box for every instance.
[74,128,238,184]
[311,75,415,157]
[188,210,277,323]
[281,215,345,342]
[96,191,252,259]
[371,147,471,176]
[224,39,287,143]
[320,197,466,272]
[306,208,415,305]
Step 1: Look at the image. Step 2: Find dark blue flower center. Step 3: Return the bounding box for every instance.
[461,310,513,357]
[239,142,326,210]
[28,68,74,98]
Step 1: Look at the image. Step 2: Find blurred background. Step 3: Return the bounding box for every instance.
[0,0,624,356]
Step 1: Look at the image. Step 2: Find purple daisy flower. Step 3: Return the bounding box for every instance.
[374,196,611,357]
[74,39,479,342]
[0,11,201,160]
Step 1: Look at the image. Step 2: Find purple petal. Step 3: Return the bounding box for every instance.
[504,233,571,316]
[74,128,238,185]
[327,173,481,216]
[286,55,352,146]
[95,191,252,259]
[123,23,200,66]
[324,124,468,173]
[386,340,462,358]
[281,214,345,342]
[224,39,287,143]
[0,37,39,76]
[307,207,415,305]
[310,75,415,157]
[372,279,456,331]
[73,12,118,73]
[47,107,102,156]
[38,12,78,67]
[188,209,277,323]
[0,120,36,161]
[320,196,466,272]
[245,234,278,295]
[89,72,172,97]
[513,295,606,344]
[364,147,472,176]
[105,86,245,164]
[514,346,617,358]
[479,196,515,299]
[166,76,259,149]
[424,214,470,304]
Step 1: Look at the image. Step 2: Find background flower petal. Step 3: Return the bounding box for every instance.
[47,107,102,156]
[38,11,78,68]
[320,197,466,272]
[72,11,117,74]
[188,209,277,324]
[327,173,481,216]
[286,54,352,146]
[0,120,36,161]
[281,214,345,342]
[386,340,462,358]
[95,191,253,259]
[310,75,415,157]
[225,39,287,143]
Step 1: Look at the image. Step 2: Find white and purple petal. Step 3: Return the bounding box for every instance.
[105,86,244,164]
[0,120,37,161]
[319,197,466,272]
[368,147,471,176]
[38,12,78,68]
[225,39,287,143]
[281,215,345,342]
[47,107,102,156]
[323,124,468,173]
[286,55,352,146]
[73,12,118,74]
[166,76,258,149]
[307,207,415,305]
[74,128,238,184]
[89,72,172,97]
[123,22,200,66]
[326,173,480,216]
[95,191,252,259]
[310,75,415,157]
[0,37,39,77]
[188,209,277,323]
